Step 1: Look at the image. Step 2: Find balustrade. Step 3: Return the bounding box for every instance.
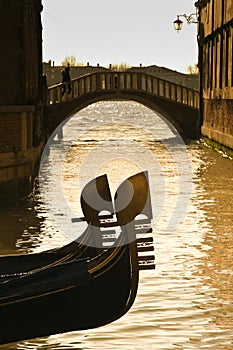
[47,71,199,109]
[132,74,137,89]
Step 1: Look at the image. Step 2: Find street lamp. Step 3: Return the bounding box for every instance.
[173,13,198,32]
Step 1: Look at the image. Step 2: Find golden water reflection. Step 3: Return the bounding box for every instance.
[0,101,232,349]
[192,145,233,332]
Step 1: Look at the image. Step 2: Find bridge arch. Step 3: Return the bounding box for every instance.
[47,72,200,139]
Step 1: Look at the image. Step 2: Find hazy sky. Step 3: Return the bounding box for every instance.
[42,0,198,73]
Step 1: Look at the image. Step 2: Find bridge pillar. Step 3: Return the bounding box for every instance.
[0,0,46,201]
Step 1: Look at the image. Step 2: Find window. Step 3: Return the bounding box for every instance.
[221,0,225,25]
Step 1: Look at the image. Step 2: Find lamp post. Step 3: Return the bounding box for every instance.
[173,8,202,135]
[173,13,198,32]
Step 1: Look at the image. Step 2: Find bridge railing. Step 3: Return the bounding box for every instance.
[47,72,199,109]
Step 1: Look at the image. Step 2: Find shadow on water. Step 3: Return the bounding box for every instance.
[0,194,44,255]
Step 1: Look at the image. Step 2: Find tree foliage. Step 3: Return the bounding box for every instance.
[186,63,199,74]
[110,62,132,71]
[61,55,83,66]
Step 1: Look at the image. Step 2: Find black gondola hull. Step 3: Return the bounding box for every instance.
[0,244,133,345]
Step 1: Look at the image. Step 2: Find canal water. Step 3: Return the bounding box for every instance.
[0,101,232,350]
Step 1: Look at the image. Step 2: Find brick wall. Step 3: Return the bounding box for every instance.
[202,98,233,149]
[203,99,233,133]
[0,114,21,152]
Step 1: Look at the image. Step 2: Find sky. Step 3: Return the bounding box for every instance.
[42,0,199,73]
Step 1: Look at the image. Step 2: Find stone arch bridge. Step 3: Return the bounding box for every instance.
[47,71,200,139]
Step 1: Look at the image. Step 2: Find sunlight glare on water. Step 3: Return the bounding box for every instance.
[0,101,232,350]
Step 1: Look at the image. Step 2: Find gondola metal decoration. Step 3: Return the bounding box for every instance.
[0,171,155,345]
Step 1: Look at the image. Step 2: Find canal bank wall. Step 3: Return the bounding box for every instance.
[201,98,233,152]
[0,106,46,201]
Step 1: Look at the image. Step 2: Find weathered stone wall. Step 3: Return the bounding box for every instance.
[0,1,45,200]
[0,113,21,153]
[0,106,43,200]
[0,0,25,105]
[196,0,233,150]
[202,99,233,149]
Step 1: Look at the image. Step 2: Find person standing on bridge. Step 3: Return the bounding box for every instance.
[61,65,71,96]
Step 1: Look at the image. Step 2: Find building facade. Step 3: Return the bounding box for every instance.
[43,61,109,87]
[128,65,199,90]
[195,0,233,150]
[0,0,43,106]
[43,61,199,90]
[0,0,45,199]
